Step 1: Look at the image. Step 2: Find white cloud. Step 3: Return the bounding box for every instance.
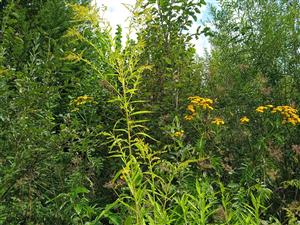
[191,0,218,57]
[95,0,214,56]
[192,34,211,57]
[95,0,135,34]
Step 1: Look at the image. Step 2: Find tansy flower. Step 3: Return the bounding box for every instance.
[272,105,300,126]
[256,106,268,113]
[174,130,184,138]
[284,117,300,126]
[202,103,214,110]
[240,116,250,124]
[212,117,225,126]
[71,95,96,106]
[187,104,195,114]
[188,96,214,111]
[272,106,298,114]
[185,96,214,122]
[184,115,194,121]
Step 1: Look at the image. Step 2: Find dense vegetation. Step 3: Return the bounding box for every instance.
[0,0,299,224]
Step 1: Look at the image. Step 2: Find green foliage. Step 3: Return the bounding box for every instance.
[136,0,207,140]
[1,0,299,224]
[0,0,112,223]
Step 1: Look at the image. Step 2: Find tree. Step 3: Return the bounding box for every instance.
[0,0,113,223]
[206,0,300,219]
[137,0,206,139]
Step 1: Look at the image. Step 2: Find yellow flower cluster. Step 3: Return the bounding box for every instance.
[255,104,300,126]
[173,130,184,138]
[184,95,299,127]
[71,95,96,106]
[211,117,225,126]
[240,116,250,124]
[188,96,214,110]
[185,96,214,121]
[184,115,194,121]
[271,105,300,126]
[255,104,273,113]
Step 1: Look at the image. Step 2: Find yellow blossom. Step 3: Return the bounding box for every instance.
[71,95,96,106]
[188,96,214,110]
[272,105,300,126]
[185,96,215,122]
[240,116,250,124]
[285,117,300,126]
[184,115,194,121]
[211,117,225,126]
[256,106,268,113]
[174,130,184,138]
[202,103,214,110]
[187,104,195,114]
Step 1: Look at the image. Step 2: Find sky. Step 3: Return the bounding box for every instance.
[94,0,218,56]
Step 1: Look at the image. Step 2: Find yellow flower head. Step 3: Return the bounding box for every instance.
[240,116,250,124]
[187,104,195,114]
[211,117,225,126]
[184,115,194,121]
[188,96,214,111]
[202,103,214,110]
[71,95,96,106]
[174,130,184,138]
[272,105,300,126]
[272,105,298,114]
[185,96,214,121]
[284,117,300,126]
[255,106,268,113]
[186,96,214,117]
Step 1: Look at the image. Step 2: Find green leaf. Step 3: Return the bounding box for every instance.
[107,213,122,225]
[131,110,152,116]
[74,204,82,215]
[73,187,89,195]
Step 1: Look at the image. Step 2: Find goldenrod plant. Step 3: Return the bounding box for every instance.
[1,0,300,224]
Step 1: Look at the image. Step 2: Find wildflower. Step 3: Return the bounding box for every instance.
[272,106,298,114]
[188,96,214,111]
[284,117,300,126]
[184,115,194,121]
[255,106,268,113]
[71,95,96,106]
[174,130,184,138]
[240,116,250,124]
[202,103,214,110]
[211,117,225,126]
[185,96,214,121]
[184,96,214,121]
[187,104,195,114]
[272,105,300,126]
